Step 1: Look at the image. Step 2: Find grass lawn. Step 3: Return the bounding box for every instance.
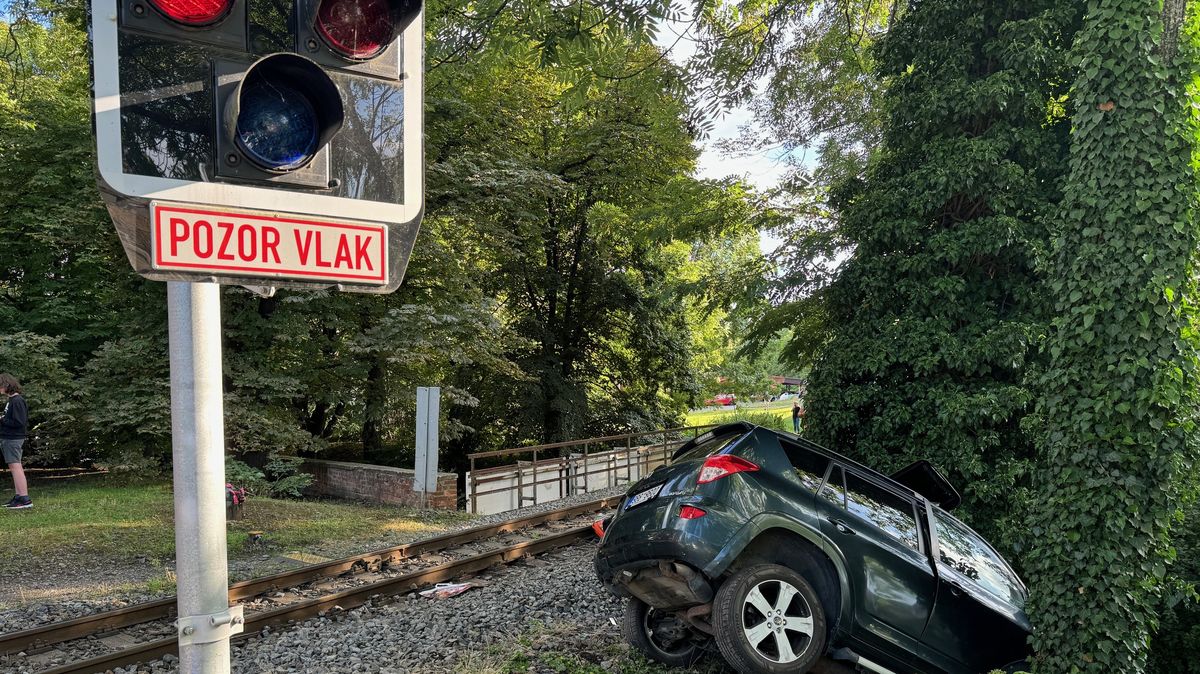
[685,401,796,429]
[0,473,473,581]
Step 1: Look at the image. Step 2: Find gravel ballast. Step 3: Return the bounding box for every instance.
[108,540,722,674]
[0,487,628,633]
[228,544,621,673]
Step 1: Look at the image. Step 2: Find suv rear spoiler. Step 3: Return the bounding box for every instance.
[890,460,961,511]
[671,422,753,460]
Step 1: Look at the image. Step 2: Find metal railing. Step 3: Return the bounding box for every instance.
[466,425,718,514]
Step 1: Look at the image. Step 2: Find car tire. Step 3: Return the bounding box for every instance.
[712,564,827,674]
[621,597,706,667]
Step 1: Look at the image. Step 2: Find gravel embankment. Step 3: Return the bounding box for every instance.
[113,541,712,674]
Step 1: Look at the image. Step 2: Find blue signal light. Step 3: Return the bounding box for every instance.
[235,84,320,171]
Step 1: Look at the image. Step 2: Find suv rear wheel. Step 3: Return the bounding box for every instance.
[621,597,707,667]
[713,564,827,673]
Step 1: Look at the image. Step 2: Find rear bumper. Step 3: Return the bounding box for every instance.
[594,496,741,609]
[594,526,723,584]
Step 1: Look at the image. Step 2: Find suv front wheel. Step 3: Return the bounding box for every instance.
[713,564,827,674]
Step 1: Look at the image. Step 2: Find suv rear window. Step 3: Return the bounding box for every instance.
[782,441,829,492]
[672,430,744,463]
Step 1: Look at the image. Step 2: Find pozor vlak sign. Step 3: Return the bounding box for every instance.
[153,203,387,284]
[90,0,424,293]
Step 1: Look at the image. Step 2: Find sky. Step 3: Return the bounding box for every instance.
[652,17,790,253]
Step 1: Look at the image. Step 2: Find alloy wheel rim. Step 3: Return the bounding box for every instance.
[740,578,814,663]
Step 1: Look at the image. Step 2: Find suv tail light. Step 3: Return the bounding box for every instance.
[679,505,707,519]
[697,455,759,484]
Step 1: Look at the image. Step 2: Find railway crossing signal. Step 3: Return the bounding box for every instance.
[88,3,425,672]
[90,0,424,293]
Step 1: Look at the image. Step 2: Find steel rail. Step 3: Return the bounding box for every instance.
[37,525,594,674]
[1,497,614,655]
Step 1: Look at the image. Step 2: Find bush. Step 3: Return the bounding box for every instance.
[0,332,82,465]
[225,454,313,499]
[76,335,171,464]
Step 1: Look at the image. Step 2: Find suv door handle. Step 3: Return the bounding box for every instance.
[828,518,856,535]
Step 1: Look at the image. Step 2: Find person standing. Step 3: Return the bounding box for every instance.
[1,374,31,509]
[792,401,802,434]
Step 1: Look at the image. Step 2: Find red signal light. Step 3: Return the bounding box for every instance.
[147,0,234,26]
[679,505,707,520]
[316,0,396,59]
[697,455,759,484]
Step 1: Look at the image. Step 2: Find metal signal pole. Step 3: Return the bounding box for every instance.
[167,282,241,673]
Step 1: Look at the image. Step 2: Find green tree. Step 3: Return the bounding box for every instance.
[426,23,762,446]
[799,0,1078,552]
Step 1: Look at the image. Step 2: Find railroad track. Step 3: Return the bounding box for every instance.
[1,497,615,674]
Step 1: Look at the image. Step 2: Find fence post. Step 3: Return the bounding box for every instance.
[469,455,477,514]
[532,449,538,505]
[516,459,524,510]
[628,436,638,482]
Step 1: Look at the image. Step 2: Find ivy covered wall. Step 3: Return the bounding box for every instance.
[1025,1,1200,671]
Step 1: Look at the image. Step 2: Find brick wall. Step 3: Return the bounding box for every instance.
[303,459,458,509]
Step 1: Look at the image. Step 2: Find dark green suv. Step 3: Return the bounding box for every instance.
[594,423,1030,674]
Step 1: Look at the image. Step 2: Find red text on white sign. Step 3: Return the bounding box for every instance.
[151,203,388,285]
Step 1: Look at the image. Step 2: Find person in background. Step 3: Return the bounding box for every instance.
[1,373,31,509]
[792,401,802,434]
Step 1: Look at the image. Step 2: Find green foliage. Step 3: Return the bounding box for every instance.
[1024,2,1200,672]
[225,459,269,494]
[77,335,171,463]
[0,332,79,463]
[0,12,134,365]
[801,0,1078,557]
[426,24,763,452]
[0,0,763,480]
[261,455,314,498]
[690,0,892,147]
[226,455,313,498]
[1148,498,1200,673]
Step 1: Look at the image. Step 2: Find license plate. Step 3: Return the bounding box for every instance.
[626,484,663,510]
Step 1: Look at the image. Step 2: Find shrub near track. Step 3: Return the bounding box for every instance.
[1024,2,1200,672]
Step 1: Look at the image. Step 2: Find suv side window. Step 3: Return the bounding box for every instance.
[819,465,847,508]
[844,472,921,552]
[934,510,1026,608]
[782,442,830,492]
